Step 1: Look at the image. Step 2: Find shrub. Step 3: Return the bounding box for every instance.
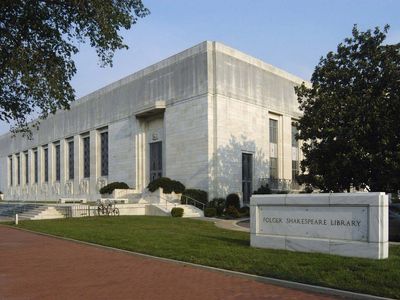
[239,206,250,217]
[207,198,225,216]
[304,185,313,193]
[99,182,129,195]
[226,193,240,210]
[253,184,271,195]
[181,189,208,207]
[147,177,185,194]
[204,207,217,217]
[171,207,184,217]
[276,190,289,194]
[225,205,240,218]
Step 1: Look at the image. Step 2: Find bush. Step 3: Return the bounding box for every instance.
[253,184,271,194]
[171,207,184,217]
[99,182,129,195]
[147,177,185,194]
[225,205,240,218]
[181,189,208,206]
[276,190,289,194]
[207,198,225,216]
[304,185,313,193]
[239,206,250,217]
[204,207,217,217]
[226,193,240,210]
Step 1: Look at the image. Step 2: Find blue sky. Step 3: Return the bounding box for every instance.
[1,0,399,134]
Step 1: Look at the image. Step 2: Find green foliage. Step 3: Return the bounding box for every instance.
[253,184,272,194]
[147,177,185,194]
[391,194,400,204]
[99,182,129,195]
[204,207,217,217]
[295,25,400,193]
[171,207,184,218]
[181,189,208,205]
[238,206,250,217]
[226,193,240,209]
[225,205,240,218]
[0,1,149,135]
[207,198,225,216]
[303,185,313,194]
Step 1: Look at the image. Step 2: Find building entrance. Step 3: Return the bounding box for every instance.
[150,141,162,182]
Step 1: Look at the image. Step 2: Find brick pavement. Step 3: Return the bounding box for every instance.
[0,226,341,300]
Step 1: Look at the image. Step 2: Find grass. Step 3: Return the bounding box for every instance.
[11,216,400,298]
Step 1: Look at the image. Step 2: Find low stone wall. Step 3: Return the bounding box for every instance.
[250,192,388,259]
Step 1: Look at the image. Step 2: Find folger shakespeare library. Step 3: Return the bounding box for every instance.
[0,41,307,204]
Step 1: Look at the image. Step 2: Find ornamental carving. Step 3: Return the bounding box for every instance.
[97,177,108,192]
[79,179,89,194]
[65,181,73,195]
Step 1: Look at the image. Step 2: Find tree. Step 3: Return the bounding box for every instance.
[0,0,149,135]
[295,25,400,193]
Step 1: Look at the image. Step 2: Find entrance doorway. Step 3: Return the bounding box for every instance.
[242,153,253,205]
[150,141,162,182]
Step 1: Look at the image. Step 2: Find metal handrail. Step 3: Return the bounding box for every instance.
[156,195,179,211]
[181,195,205,211]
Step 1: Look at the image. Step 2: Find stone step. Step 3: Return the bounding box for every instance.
[19,206,64,220]
[177,205,204,218]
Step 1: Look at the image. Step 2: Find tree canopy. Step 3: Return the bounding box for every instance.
[295,25,400,193]
[0,0,149,135]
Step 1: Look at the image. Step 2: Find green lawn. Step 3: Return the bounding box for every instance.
[12,216,400,298]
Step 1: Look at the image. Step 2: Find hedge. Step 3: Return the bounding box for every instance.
[225,205,240,218]
[204,207,217,217]
[226,193,240,209]
[207,198,225,216]
[147,177,185,194]
[99,182,129,195]
[181,189,208,206]
[171,207,184,217]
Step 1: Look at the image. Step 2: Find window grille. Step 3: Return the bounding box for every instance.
[55,144,60,181]
[83,137,90,178]
[100,132,108,176]
[68,140,74,180]
[44,148,48,182]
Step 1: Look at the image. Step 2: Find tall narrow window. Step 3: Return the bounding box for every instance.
[83,136,90,178]
[68,140,74,180]
[25,152,29,184]
[100,131,108,176]
[291,124,299,187]
[242,153,253,204]
[149,142,162,182]
[55,144,60,181]
[17,155,20,185]
[269,119,278,179]
[34,150,38,183]
[44,147,48,182]
[9,156,13,186]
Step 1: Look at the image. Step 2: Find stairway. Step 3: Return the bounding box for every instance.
[147,203,204,218]
[0,204,43,218]
[176,205,204,218]
[19,206,65,220]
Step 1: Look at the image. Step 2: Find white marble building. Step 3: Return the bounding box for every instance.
[0,41,306,203]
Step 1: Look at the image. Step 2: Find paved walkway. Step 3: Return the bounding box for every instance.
[0,226,341,300]
[213,218,250,232]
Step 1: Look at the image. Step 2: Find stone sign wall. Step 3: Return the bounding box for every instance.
[250,193,388,259]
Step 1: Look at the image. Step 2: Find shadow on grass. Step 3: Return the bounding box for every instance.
[198,234,250,247]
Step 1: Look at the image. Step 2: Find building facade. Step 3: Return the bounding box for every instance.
[0,41,306,204]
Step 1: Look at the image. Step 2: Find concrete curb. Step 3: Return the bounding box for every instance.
[3,225,393,300]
